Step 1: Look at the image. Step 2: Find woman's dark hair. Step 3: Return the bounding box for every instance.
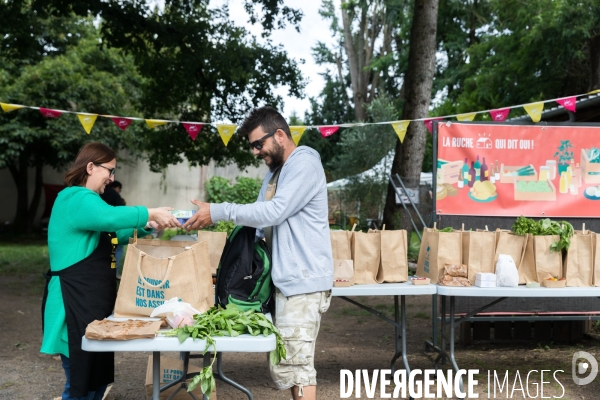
[64,142,116,187]
[237,106,292,139]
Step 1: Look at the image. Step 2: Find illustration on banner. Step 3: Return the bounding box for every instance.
[436,123,600,217]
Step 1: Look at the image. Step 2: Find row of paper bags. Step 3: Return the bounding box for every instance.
[331,228,409,284]
[416,227,600,287]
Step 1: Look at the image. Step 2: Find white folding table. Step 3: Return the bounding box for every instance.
[332,282,436,373]
[82,323,276,400]
[435,285,600,392]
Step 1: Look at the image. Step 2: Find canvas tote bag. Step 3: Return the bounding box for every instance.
[462,227,495,285]
[516,234,537,284]
[565,228,594,287]
[416,225,462,283]
[352,229,381,284]
[196,231,227,275]
[495,230,525,270]
[115,233,213,317]
[594,233,600,286]
[375,228,408,283]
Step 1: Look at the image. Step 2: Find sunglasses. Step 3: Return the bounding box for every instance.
[95,164,116,177]
[249,130,277,150]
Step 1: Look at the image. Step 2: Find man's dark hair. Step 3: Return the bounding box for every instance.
[108,181,122,189]
[237,106,292,140]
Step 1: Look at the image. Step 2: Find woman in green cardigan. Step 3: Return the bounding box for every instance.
[41,142,180,400]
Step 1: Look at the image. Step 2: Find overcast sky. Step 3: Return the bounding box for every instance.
[218,1,338,120]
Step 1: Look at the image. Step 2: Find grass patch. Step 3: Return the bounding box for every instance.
[0,243,49,276]
[413,312,429,319]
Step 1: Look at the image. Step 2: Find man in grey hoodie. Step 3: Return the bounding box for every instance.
[184,106,333,399]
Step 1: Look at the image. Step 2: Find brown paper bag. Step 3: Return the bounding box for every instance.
[533,235,563,282]
[333,259,354,287]
[594,233,600,286]
[565,230,594,287]
[416,228,462,283]
[462,230,496,285]
[115,236,213,317]
[375,229,408,283]
[518,234,537,284]
[330,230,353,260]
[145,356,217,400]
[494,231,525,269]
[352,230,380,284]
[85,319,162,340]
[196,231,227,275]
[438,264,471,286]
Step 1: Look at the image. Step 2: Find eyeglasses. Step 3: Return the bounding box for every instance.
[95,164,116,177]
[249,130,277,150]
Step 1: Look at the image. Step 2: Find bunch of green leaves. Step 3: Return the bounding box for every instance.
[511,216,574,252]
[205,176,262,205]
[163,304,286,397]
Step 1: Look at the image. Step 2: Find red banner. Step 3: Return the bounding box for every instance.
[436,123,600,217]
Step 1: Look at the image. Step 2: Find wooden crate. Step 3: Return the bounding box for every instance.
[500,164,538,184]
[581,148,600,184]
[514,178,556,201]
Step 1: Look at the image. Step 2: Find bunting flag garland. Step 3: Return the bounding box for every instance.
[1,88,598,146]
[182,123,203,140]
[1,103,25,113]
[557,97,576,112]
[39,108,62,118]
[319,125,339,138]
[216,124,237,146]
[456,112,476,122]
[111,117,132,131]
[77,113,98,134]
[523,102,544,123]
[289,126,306,145]
[391,121,410,143]
[145,119,169,129]
[489,108,510,122]
[424,118,444,134]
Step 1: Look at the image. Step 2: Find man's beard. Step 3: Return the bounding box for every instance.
[262,140,284,172]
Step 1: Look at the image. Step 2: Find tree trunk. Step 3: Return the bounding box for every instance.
[8,155,30,233]
[383,0,439,231]
[590,34,600,92]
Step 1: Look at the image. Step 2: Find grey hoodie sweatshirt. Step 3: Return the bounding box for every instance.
[210,146,333,297]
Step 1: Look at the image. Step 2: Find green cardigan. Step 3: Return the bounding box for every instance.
[41,186,151,357]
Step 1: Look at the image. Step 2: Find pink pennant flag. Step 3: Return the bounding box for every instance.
[39,108,63,118]
[557,97,576,112]
[489,108,510,122]
[111,117,132,131]
[318,126,339,138]
[182,123,203,140]
[424,117,444,134]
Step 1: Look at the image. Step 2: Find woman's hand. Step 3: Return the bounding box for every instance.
[148,207,181,229]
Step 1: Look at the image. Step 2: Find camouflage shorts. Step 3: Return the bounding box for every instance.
[269,289,332,391]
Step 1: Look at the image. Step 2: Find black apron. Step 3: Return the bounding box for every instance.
[42,231,118,397]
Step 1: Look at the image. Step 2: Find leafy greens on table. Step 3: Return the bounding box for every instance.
[163,304,286,397]
[511,216,574,252]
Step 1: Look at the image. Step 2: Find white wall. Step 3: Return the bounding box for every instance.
[0,156,268,225]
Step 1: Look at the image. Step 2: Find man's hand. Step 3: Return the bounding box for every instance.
[184,199,213,231]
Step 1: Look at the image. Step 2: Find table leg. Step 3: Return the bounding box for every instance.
[426,293,438,352]
[390,295,401,373]
[153,352,160,400]
[401,295,410,375]
[449,296,464,395]
[434,295,447,370]
[214,352,254,400]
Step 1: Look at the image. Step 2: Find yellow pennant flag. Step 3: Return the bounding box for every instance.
[391,121,410,143]
[456,112,477,122]
[289,126,306,145]
[216,124,237,146]
[1,103,25,113]
[77,113,98,134]
[145,119,169,129]
[588,89,600,94]
[523,102,544,123]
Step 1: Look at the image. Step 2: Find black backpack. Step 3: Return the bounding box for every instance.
[215,225,274,313]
